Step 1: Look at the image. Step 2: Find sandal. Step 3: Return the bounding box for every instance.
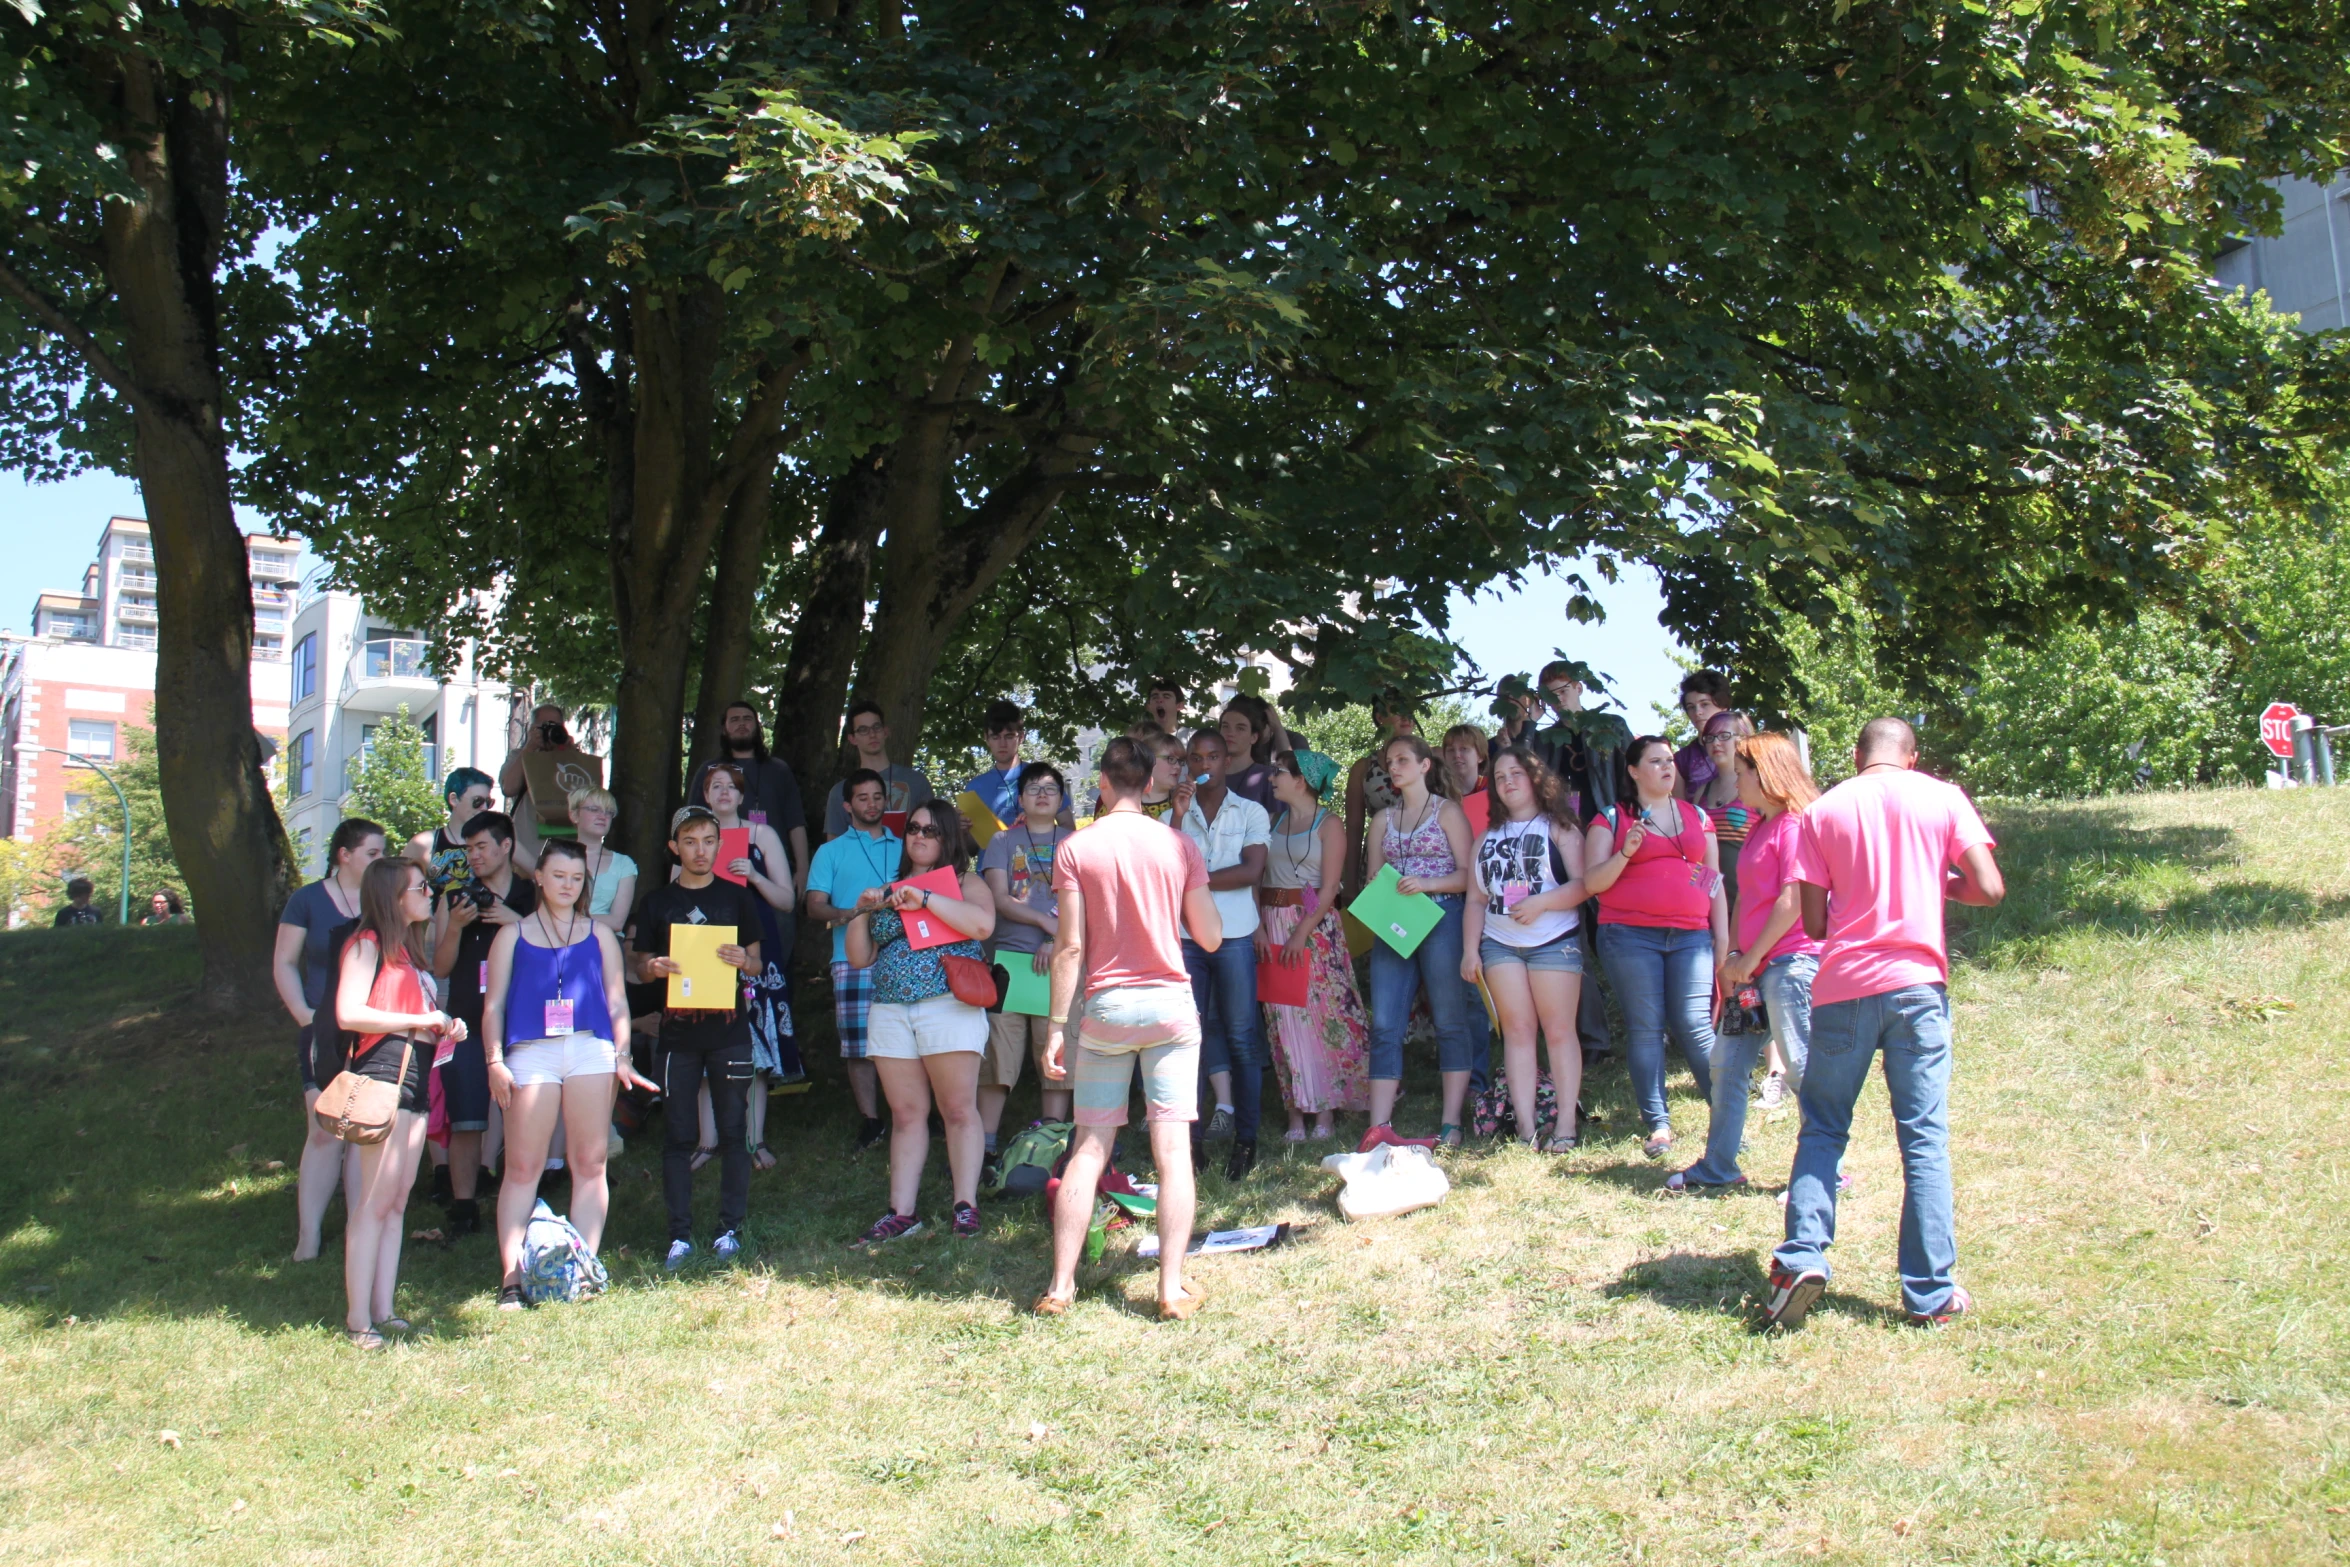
[1158,1283,1209,1322]
[1543,1134,1578,1154]
[1031,1293,1073,1317]
[345,1327,386,1351]
[1282,1128,1308,1144]
[751,1144,778,1172]
[1437,1123,1463,1149]
[375,1316,413,1335]
[1642,1130,1674,1160]
[689,1146,716,1172]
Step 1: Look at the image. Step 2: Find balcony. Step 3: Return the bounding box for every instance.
[118,569,158,591]
[115,602,158,625]
[340,637,438,712]
[249,553,298,581]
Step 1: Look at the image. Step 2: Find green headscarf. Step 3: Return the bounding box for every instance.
[1288,749,1340,797]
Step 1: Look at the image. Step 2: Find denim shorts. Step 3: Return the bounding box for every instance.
[1479,928,1585,973]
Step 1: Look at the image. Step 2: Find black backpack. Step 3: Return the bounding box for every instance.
[316,916,380,1070]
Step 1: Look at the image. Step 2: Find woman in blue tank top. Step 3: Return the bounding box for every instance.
[482,840,652,1311]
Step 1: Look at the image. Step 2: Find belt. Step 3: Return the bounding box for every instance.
[1257,888,1306,907]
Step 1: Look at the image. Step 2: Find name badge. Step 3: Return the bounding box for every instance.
[1501,881,1530,910]
[748,809,768,826]
[478,959,489,992]
[1300,885,1319,916]
[544,998,575,1037]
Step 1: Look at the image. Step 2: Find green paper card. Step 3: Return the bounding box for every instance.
[1349,863,1443,958]
[998,958,1052,1017]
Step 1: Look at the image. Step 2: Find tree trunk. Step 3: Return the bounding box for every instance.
[606,280,725,877]
[102,41,293,1010]
[688,449,780,767]
[770,451,892,810]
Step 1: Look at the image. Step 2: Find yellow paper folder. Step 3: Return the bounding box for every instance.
[955,790,1005,849]
[666,924,737,1010]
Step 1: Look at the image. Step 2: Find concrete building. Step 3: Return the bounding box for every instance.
[5,518,296,841]
[2216,174,2350,329]
[277,586,519,876]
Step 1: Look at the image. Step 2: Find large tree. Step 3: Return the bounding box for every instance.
[244,1,2350,854]
[0,1,374,1006]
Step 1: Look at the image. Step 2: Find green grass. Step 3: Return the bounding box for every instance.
[3,787,2348,1564]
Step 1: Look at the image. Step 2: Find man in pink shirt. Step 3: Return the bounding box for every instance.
[1763,718,2004,1331]
[1032,736,1225,1321]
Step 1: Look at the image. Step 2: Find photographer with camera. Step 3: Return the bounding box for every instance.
[499,702,577,871]
[429,811,539,1237]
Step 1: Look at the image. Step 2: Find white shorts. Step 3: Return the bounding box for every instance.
[506,1035,619,1086]
[866,993,988,1060]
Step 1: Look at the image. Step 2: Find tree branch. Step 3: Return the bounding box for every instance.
[0,257,150,418]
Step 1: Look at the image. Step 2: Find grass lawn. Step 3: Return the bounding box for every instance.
[2,786,2347,1565]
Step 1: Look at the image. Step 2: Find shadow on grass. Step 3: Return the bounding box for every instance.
[1602,1249,1899,1328]
[1956,806,2350,967]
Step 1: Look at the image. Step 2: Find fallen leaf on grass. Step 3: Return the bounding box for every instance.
[157,1431,181,1449]
[1893,1518,1911,1537]
[1027,1421,1049,1441]
[262,1160,285,1173]
[841,1529,866,1545]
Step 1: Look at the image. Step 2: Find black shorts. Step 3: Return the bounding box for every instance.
[347,1037,431,1116]
[297,1023,338,1093]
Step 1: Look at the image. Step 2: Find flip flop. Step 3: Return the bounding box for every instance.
[689,1146,717,1172]
[1158,1283,1208,1322]
[1031,1293,1073,1317]
[1282,1128,1309,1144]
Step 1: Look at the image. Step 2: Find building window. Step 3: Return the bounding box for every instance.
[66,719,115,760]
[291,730,314,797]
[291,633,317,703]
[62,793,89,818]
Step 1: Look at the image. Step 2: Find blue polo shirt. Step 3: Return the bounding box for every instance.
[809,826,902,963]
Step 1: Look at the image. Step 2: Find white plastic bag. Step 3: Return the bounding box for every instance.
[1321,1143,1450,1221]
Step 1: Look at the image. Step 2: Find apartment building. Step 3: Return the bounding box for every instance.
[2217,174,2350,329]
[277,587,519,876]
[5,518,296,840]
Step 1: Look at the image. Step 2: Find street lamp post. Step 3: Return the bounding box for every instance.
[40,747,133,926]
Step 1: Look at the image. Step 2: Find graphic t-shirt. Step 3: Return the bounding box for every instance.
[1474,817,1577,947]
[628,878,767,1050]
[1791,770,1994,1006]
[979,823,1067,955]
[1733,810,1822,964]
[52,904,102,927]
[422,827,475,899]
[1051,810,1208,995]
[807,827,902,964]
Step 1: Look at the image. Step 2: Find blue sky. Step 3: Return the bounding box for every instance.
[1,469,1693,723]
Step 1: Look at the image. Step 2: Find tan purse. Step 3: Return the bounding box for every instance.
[313,1039,414,1146]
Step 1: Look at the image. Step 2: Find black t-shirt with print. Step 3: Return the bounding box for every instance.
[628,878,766,1052]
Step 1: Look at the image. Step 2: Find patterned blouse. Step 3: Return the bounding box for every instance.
[1382,796,1458,883]
[867,906,985,1007]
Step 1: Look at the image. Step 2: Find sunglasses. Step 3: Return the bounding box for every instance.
[905,822,945,839]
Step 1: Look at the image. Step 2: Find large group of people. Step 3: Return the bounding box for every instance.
[272,672,2004,1342]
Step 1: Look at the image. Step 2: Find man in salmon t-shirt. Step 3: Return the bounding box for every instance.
[1032,736,1225,1322]
[1763,718,2005,1332]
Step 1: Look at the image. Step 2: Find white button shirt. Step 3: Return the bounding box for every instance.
[1179,790,1272,940]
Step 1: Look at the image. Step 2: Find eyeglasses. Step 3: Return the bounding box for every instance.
[905,822,944,839]
[850,723,884,737]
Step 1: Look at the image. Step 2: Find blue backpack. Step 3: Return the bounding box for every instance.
[519,1199,608,1304]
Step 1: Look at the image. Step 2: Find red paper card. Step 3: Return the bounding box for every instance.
[883,810,909,837]
[1257,955,1310,1008]
[1461,785,1491,837]
[713,826,752,885]
[892,867,965,949]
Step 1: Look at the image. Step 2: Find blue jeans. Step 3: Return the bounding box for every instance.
[1462,973,1493,1097]
[1576,920,1614,1054]
[1595,923,1716,1133]
[1684,952,1816,1186]
[1366,895,1475,1083]
[1184,937,1264,1143]
[1773,983,1958,1317]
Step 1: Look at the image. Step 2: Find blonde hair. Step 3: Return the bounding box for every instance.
[1735,731,1820,814]
[567,785,618,818]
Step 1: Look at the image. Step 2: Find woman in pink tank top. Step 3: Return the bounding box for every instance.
[1582,736,1729,1159]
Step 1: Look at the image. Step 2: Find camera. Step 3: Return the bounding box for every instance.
[538,721,571,748]
[465,882,498,913]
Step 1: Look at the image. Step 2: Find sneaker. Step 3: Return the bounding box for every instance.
[496,1282,528,1312]
[445,1198,481,1238]
[712,1230,742,1263]
[430,1163,453,1208]
[1203,1106,1236,1142]
[664,1239,694,1272]
[851,1211,925,1248]
[1908,1285,1972,1328]
[1224,1139,1257,1182]
[1761,1261,1828,1330]
[852,1116,888,1154]
[1758,1071,1785,1110]
[951,1201,980,1239]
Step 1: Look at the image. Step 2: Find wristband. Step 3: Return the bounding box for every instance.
[1048,1015,1069,1025]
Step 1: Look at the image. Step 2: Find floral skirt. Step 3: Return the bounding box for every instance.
[1258,904,1371,1114]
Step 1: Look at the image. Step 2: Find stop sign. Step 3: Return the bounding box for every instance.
[2260,701,2301,759]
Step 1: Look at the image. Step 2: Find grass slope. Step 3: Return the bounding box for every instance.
[1,787,2345,1565]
